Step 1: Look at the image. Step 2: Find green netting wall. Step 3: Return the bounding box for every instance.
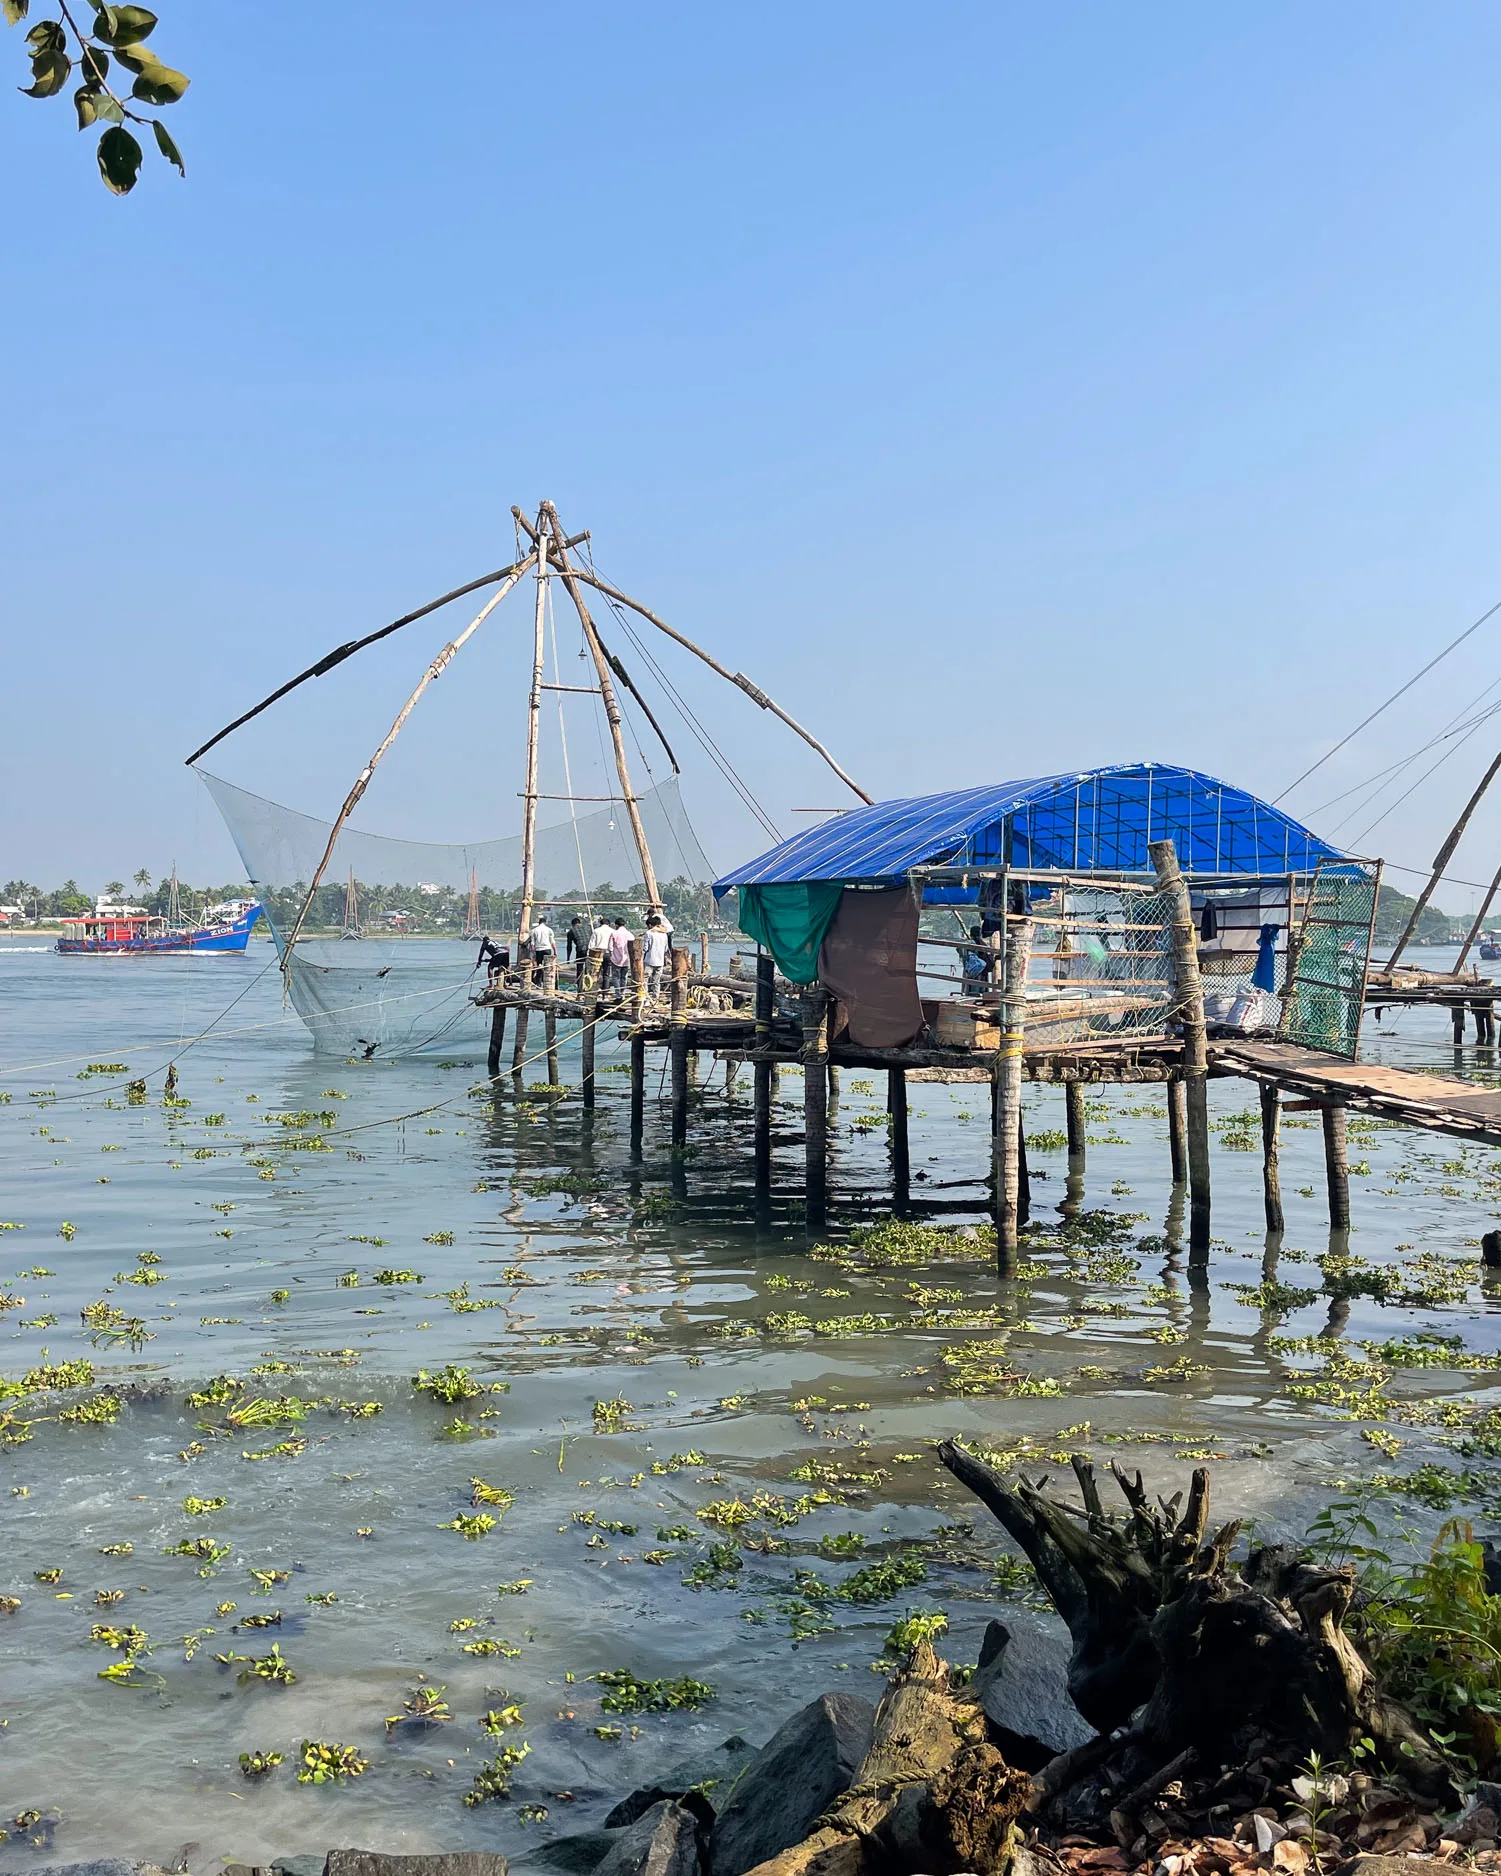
[1278,862,1379,1059]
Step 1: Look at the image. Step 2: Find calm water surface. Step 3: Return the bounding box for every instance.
[2,938,1500,1867]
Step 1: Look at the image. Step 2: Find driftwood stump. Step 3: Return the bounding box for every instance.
[936,1441,1455,1836]
[743,1639,1032,1876]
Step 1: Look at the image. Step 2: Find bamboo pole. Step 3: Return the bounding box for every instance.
[1065,1079,1086,1166]
[564,565,872,805]
[1150,839,1211,1254]
[1167,1077,1187,1185]
[543,957,559,1085]
[670,948,691,1150]
[486,1004,507,1081]
[1386,746,1501,969]
[580,1000,598,1108]
[544,506,661,914]
[754,953,774,1190]
[511,960,532,1075]
[993,917,1034,1268]
[517,522,551,945]
[888,1067,909,1211]
[802,986,830,1232]
[1260,1083,1284,1233]
[1456,857,1501,971]
[629,1033,645,1158]
[279,557,535,968]
[1323,1102,1350,1230]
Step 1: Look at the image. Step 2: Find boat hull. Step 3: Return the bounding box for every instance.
[56,906,264,955]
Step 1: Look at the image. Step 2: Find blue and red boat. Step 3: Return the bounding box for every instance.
[56,898,264,956]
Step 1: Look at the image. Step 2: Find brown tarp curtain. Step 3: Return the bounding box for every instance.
[817,885,924,1048]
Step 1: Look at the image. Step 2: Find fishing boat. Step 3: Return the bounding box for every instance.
[1480,934,1501,962]
[56,898,263,955]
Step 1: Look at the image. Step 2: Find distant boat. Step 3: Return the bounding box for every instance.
[57,898,263,956]
[1481,934,1501,962]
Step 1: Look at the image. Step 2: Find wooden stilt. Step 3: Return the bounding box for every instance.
[580,1001,598,1107]
[629,938,646,1025]
[1452,1002,1467,1046]
[724,1056,738,1097]
[670,948,690,1150]
[1017,1112,1031,1228]
[1323,1102,1350,1230]
[1167,1077,1187,1185]
[542,956,559,1084]
[629,1033,645,1158]
[487,1004,507,1081]
[1259,1082,1284,1234]
[699,930,709,975]
[754,953,774,1192]
[802,986,830,1232]
[1065,1079,1086,1165]
[510,968,531,1078]
[1150,839,1211,1255]
[993,917,1034,1269]
[827,1062,840,1112]
[888,1066,909,1210]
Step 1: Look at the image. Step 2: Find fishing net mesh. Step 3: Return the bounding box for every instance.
[196,767,713,1057]
[1020,885,1179,1048]
[1278,862,1379,1059]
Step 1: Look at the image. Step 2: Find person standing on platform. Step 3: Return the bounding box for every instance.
[566,914,588,989]
[642,914,669,1002]
[586,912,612,993]
[605,916,633,1000]
[530,912,556,976]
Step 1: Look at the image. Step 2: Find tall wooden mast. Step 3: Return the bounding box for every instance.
[517,510,552,944]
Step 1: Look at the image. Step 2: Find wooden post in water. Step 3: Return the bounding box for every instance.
[1452,1002,1467,1046]
[542,956,559,1085]
[1017,1110,1031,1227]
[629,938,646,1025]
[1150,839,1211,1255]
[1167,1077,1187,1185]
[629,1033,645,1158]
[754,953,775,1191]
[670,948,691,1151]
[511,960,533,1076]
[1323,1102,1350,1230]
[699,931,709,975]
[993,916,1034,1269]
[802,985,830,1233]
[580,1000,598,1108]
[1065,1079,1086,1167]
[888,1066,909,1210]
[487,1004,507,1081]
[1259,1082,1284,1233]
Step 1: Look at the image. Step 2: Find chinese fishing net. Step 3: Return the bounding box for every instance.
[196,767,713,1058]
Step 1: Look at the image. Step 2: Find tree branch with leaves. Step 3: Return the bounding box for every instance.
[6,1,187,194]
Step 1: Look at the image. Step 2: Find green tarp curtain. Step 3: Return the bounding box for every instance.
[735,882,845,984]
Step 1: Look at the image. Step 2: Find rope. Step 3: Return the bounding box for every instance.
[1276,594,1501,803]
[547,578,593,921]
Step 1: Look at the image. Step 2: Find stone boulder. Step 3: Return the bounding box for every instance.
[604,1737,760,1828]
[326,1855,507,1876]
[593,1802,702,1876]
[709,1694,876,1876]
[971,1615,1092,1766]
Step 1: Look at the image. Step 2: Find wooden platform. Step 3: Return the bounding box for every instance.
[1210,1038,1501,1145]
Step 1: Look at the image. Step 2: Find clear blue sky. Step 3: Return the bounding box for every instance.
[6,3,1501,908]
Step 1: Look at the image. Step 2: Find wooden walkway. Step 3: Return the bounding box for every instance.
[1210,1038,1501,1146]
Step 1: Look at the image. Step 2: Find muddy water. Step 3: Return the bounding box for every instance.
[2,939,1500,1868]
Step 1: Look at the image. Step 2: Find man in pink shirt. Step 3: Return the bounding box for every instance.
[605,916,633,999]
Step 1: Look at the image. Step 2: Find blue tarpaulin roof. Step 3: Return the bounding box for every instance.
[713,764,1347,896]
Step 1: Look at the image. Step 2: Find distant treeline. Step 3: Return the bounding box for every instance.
[2,873,722,933]
[1372,882,1470,945]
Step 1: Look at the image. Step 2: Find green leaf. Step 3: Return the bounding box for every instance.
[92,3,154,45]
[23,16,59,49]
[21,46,70,96]
[2,1,30,25]
[73,81,97,126]
[78,40,109,85]
[96,122,141,194]
[129,57,186,105]
[92,88,124,122]
[151,114,182,175]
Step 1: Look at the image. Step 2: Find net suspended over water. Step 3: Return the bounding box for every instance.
[197,768,714,1058]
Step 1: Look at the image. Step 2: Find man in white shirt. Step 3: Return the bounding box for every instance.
[586,915,613,993]
[642,915,669,1001]
[529,915,556,976]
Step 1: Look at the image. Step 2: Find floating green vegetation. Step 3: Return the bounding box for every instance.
[216,1642,296,1684]
[1227,1279,1319,1312]
[164,1538,230,1570]
[385,1683,451,1731]
[816,1531,866,1560]
[470,1479,515,1509]
[297,1739,368,1784]
[59,1394,121,1425]
[836,1551,927,1603]
[649,1450,707,1475]
[21,1359,93,1390]
[424,1231,456,1245]
[183,1496,226,1516]
[683,1541,743,1590]
[413,1365,485,1403]
[496,1578,532,1596]
[239,1750,282,1779]
[480,1704,526,1732]
[242,1438,307,1461]
[373,1268,424,1285]
[883,1609,948,1656]
[0,1596,20,1614]
[98,1542,132,1558]
[78,1063,129,1078]
[81,1301,152,1348]
[225,1396,307,1429]
[463,1741,530,1806]
[992,1554,1040,1598]
[247,1569,290,1593]
[811,1219,993,1269]
[462,1636,521,1658]
[1142,1355,1207,1384]
[94,1589,124,1607]
[597,1669,716,1713]
[1364,1332,1501,1370]
[306,1591,337,1606]
[592,1396,637,1433]
[236,1611,282,1631]
[89,1622,149,1655]
[440,1513,496,1540]
[185,1375,242,1409]
[1025,1129,1068,1152]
